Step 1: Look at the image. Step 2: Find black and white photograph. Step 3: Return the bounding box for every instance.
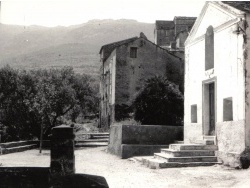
[0,1,249,187]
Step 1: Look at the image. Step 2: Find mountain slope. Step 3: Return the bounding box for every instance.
[0,19,154,76]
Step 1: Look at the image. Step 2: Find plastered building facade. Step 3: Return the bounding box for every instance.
[185,1,250,166]
[99,34,183,128]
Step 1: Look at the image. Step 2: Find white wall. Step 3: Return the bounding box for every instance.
[184,2,246,159]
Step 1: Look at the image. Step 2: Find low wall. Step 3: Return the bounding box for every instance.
[0,167,50,187]
[216,120,246,168]
[108,124,183,158]
[0,125,109,188]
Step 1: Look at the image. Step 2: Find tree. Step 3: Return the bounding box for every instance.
[133,76,184,125]
[0,66,39,141]
[0,66,98,144]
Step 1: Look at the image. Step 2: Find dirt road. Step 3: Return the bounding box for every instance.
[0,147,249,188]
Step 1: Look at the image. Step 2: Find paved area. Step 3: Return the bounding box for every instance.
[0,147,249,188]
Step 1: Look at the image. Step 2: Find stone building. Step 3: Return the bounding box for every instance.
[184,1,250,167]
[99,33,183,128]
[154,17,196,58]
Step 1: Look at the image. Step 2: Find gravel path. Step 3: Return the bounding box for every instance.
[0,147,249,188]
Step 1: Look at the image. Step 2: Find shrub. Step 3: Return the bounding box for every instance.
[132,76,183,126]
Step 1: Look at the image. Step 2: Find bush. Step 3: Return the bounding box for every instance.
[133,76,183,126]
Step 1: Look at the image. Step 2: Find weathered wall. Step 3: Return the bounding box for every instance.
[121,125,183,144]
[108,124,183,158]
[184,2,246,165]
[245,14,250,150]
[156,29,175,47]
[216,120,245,167]
[107,125,123,157]
[101,37,184,125]
[115,38,183,109]
[100,50,116,127]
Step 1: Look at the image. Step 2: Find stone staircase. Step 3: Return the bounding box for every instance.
[0,141,37,154]
[75,133,109,147]
[133,137,221,169]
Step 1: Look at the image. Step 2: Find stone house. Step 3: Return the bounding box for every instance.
[154,17,196,58]
[99,33,183,128]
[185,1,250,166]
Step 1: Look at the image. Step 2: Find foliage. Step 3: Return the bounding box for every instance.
[0,66,98,142]
[132,76,184,126]
[115,104,133,121]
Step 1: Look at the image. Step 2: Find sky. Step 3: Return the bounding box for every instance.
[1,0,206,27]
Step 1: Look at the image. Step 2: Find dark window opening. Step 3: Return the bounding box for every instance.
[205,25,214,70]
[223,97,233,121]
[130,47,137,58]
[191,104,197,123]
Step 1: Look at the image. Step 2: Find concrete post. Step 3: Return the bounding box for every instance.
[50,125,75,187]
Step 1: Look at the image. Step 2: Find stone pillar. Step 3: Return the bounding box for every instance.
[50,125,75,187]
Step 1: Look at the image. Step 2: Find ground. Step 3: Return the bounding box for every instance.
[0,147,249,188]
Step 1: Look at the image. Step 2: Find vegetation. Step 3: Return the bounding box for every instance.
[0,66,98,142]
[132,76,184,126]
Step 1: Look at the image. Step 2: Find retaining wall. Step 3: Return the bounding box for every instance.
[108,124,183,158]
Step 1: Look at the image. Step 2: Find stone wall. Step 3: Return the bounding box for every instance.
[108,124,183,158]
[115,38,183,119]
[155,29,175,47]
[244,13,250,150]
[216,120,245,167]
[100,37,183,127]
[100,50,116,128]
[121,125,183,145]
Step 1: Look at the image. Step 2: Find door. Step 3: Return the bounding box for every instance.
[203,79,216,136]
[208,83,215,135]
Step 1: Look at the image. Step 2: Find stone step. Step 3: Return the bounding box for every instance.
[91,135,109,139]
[154,153,218,163]
[1,144,37,154]
[174,141,184,144]
[87,133,109,136]
[161,149,215,157]
[193,140,214,145]
[203,136,216,140]
[170,144,218,151]
[76,138,109,143]
[140,157,221,169]
[75,142,108,147]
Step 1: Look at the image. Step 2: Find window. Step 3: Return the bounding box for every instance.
[191,104,197,123]
[130,47,137,58]
[205,26,214,70]
[223,97,233,121]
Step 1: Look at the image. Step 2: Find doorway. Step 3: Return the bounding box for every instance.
[203,80,216,136]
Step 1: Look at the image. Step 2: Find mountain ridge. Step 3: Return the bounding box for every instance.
[0,19,155,76]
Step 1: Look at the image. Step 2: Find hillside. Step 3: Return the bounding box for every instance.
[0,19,154,76]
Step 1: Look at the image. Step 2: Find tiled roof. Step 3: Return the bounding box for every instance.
[100,37,138,62]
[222,1,250,13]
[155,21,174,30]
